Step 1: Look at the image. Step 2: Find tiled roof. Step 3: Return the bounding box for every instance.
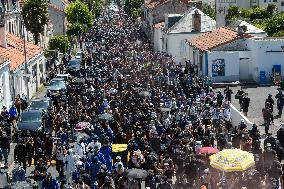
[153,22,165,29]
[187,27,252,51]
[0,54,9,66]
[0,33,42,71]
[144,0,168,9]
[144,0,196,9]
[48,3,65,12]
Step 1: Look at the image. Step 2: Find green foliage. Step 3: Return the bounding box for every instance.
[66,0,93,27]
[252,19,267,30]
[226,6,239,20]
[124,0,143,18]
[265,13,284,36]
[201,3,216,20]
[66,23,87,36]
[131,7,142,18]
[49,35,71,53]
[267,4,277,15]
[22,0,49,45]
[249,7,268,21]
[83,0,104,16]
[273,30,284,37]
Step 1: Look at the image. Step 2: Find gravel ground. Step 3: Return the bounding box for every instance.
[217,85,284,136]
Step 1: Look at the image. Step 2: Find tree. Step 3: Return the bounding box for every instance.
[201,3,216,20]
[124,0,143,18]
[66,0,93,27]
[66,23,87,37]
[267,4,277,16]
[22,0,49,45]
[249,7,268,21]
[265,13,284,36]
[83,0,104,16]
[49,35,71,53]
[226,6,239,20]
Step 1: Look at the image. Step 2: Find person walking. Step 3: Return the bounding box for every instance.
[241,93,250,116]
[0,132,10,165]
[275,90,284,116]
[14,138,27,171]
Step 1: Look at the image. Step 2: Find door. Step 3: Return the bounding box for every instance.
[239,58,250,81]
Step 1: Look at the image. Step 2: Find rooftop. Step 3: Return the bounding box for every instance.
[0,33,42,71]
[0,54,9,66]
[167,8,216,33]
[228,20,266,34]
[187,27,252,51]
[144,0,199,9]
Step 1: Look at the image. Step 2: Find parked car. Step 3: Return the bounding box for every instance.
[29,98,50,115]
[47,78,66,96]
[66,59,81,72]
[17,110,44,132]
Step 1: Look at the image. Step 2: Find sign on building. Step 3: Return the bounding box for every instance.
[212,59,225,77]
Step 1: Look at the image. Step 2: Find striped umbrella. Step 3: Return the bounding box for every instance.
[210,149,255,172]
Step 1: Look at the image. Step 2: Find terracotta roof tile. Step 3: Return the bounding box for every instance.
[48,3,65,12]
[145,0,197,9]
[0,33,42,71]
[153,22,165,29]
[144,0,166,9]
[0,54,9,65]
[187,27,252,51]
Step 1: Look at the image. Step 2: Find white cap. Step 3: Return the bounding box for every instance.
[241,119,244,123]
[76,161,83,166]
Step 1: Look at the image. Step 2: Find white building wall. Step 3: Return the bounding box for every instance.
[208,51,240,82]
[165,33,199,64]
[247,38,284,82]
[153,28,163,52]
[0,61,12,107]
[258,1,284,12]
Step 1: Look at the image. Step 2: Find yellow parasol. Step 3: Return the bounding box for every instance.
[112,144,128,152]
[210,149,255,172]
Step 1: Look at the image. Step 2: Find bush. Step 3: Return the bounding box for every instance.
[265,13,284,36]
[49,35,71,53]
[249,7,268,21]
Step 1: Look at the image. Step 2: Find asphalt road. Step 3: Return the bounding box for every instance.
[219,85,284,136]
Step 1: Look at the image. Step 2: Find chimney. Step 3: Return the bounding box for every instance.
[192,10,201,32]
[0,13,6,48]
[237,25,247,35]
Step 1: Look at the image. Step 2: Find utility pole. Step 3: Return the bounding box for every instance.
[22,20,29,102]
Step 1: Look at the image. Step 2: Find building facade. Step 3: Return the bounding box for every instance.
[0,55,12,108]
[187,27,284,83]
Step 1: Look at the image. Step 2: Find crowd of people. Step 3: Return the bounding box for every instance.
[0,2,283,189]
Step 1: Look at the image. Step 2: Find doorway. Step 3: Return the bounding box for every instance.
[239,58,250,81]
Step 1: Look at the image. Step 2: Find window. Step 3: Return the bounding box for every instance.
[273,0,277,2]
[264,0,266,2]
[282,1,284,5]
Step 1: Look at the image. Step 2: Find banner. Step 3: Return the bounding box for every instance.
[212,59,225,77]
